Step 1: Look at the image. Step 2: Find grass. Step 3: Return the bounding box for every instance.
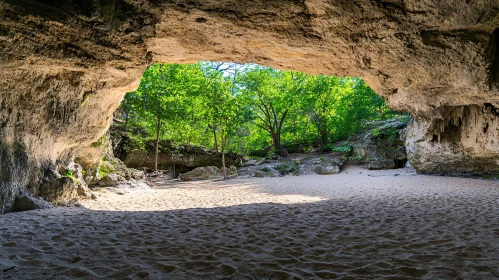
[261,166,271,172]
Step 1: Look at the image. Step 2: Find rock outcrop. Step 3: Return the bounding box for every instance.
[238,153,345,178]
[13,192,53,212]
[351,118,408,170]
[39,177,78,205]
[403,105,499,175]
[1,1,499,208]
[179,166,238,181]
[121,140,242,178]
[314,164,341,175]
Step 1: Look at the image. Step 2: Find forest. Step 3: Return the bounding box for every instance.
[117,62,404,170]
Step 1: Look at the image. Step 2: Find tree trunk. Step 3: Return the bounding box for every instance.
[155,116,161,171]
[221,134,227,180]
[320,129,328,151]
[212,125,218,152]
[123,107,130,134]
[274,129,281,152]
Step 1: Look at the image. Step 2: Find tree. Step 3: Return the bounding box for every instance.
[201,64,241,179]
[240,66,305,153]
[333,78,387,138]
[301,75,341,150]
[120,62,402,162]
[135,63,205,171]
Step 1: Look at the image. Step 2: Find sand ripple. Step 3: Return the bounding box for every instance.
[1,166,499,279]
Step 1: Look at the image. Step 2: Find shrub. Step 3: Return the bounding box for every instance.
[261,166,271,172]
[98,160,112,178]
[275,163,298,175]
[332,146,352,153]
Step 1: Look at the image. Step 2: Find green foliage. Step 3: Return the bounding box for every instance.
[275,163,298,175]
[331,159,342,165]
[98,161,112,179]
[351,156,364,161]
[373,126,401,152]
[261,166,271,172]
[331,146,352,153]
[98,169,108,179]
[63,170,79,184]
[119,62,406,156]
[90,135,107,148]
[266,147,276,157]
[81,94,89,106]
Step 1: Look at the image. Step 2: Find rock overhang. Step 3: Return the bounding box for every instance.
[1,0,499,208]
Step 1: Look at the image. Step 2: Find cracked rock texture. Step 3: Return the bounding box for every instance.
[0,0,499,208]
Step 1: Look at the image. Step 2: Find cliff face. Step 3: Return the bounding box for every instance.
[1,0,499,208]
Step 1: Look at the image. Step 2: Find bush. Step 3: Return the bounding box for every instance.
[261,166,271,172]
[98,160,113,179]
[63,170,80,184]
[275,163,298,175]
[332,146,352,153]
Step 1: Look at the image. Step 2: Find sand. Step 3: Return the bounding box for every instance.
[1,166,499,279]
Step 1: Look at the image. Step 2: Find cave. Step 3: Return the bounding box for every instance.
[394,158,407,169]
[1,0,499,208]
[1,1,499,278]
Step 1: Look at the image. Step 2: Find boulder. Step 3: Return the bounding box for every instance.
[220,166,238,178]
[40,177,78,205]
[179,166,220,181]
[250,164,282,177]
[314,164,340,175]
[14,193,52,211]
[76,184,92,199]
[351,119,408,170]
[366,159,397,170]
[100,155,145,180]
[130,169,145,180]
[100,160,116,173]
[98,174,126,187]
[65,162,84,183]
[179,166,238,181]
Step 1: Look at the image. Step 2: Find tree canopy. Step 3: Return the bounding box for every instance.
[117,62,404,157]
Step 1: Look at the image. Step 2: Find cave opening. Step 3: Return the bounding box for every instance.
[394,158,407,169]
[107,61,410,180]
[486,29,499,88]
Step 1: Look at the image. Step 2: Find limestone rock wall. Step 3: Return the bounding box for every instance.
[0,0,499,208]
[404,105,499,175]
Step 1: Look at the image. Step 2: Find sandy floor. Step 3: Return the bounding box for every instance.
[2,166,499,279]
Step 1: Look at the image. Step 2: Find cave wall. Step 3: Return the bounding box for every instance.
[1,0,499,207]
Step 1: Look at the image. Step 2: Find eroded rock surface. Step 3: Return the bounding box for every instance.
[351,118,408,170]
[238,153,345,178]
[179,166,238,181]
[1,1,499,208]
[40,177,77,205]
[13,192,53,211]
[120,139,242,177]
